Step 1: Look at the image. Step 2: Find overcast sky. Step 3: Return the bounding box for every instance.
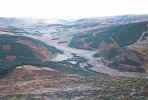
[0,0,148,19]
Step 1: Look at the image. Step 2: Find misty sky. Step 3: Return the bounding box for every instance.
[0,0,148,19]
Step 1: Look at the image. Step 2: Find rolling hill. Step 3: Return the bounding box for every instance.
[1,15,148,100]
[0,34,63,77]
[69,21,148,50]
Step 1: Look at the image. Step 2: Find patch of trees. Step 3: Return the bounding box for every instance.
[0,34,63,77]
[69,22,148,49]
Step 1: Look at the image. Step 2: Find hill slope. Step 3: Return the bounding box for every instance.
[1,15,148,99]
[0,34,63,77]
[69,21,148,50]
[0,65,148,100]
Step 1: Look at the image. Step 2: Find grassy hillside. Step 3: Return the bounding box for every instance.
[0,34,97,77]
[69,22,148,50]
[1,69,148,100]
[0,34,62,76]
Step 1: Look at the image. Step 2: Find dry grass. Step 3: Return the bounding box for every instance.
[17,40,53,61]
[2,44,11,51]
[5,55,16,61]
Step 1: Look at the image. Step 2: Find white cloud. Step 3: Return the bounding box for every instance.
[0,0,148,19]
